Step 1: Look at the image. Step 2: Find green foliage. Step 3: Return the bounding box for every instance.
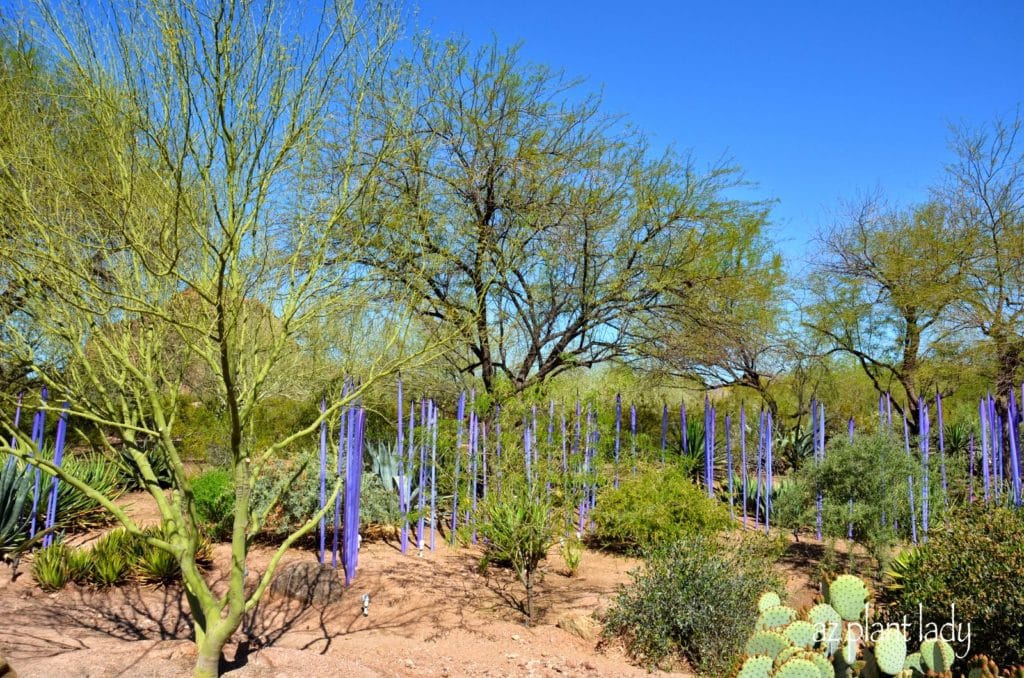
[883,504,1024,666]
[66,545,93,584]
[478,480,555,624]
[252,450,400,538]
[0,458,33,558]
[773,432,927,569]
[561,534,583,576]
[90,528,133,586]
[603,534,781,674]
[191,468,235,541]
[589,465,730,554]
[55,455,125,529]
[32,542,71,591]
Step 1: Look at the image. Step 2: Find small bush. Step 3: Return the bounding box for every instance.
[478,481,555,624]
[32,543,71,591]
[603,534,782,674]
[589,466,730,554]
[882,503,1024,666]
[192,469,235,541]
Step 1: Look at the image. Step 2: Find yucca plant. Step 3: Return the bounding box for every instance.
[136,542,180,583]
[32,542,71,591]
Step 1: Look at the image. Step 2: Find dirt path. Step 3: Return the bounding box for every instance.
[0,492,683,677]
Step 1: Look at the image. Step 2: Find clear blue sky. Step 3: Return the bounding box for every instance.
[409,1,1024,272]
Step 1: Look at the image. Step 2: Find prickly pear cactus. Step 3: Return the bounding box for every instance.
[758,605,798,630]
[775,657,823,678]
[826,574,869,622]
[873,628,908,675]
[746,630,791,659]
[759,591,783,612]
[785,620,819,650]
[919,639,955,673]
[737,654,774,678]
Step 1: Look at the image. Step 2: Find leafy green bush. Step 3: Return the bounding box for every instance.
[882,504,1024,666]
[772,432,942,570]
[589,465,730,554]
[32,542,71,591]
[192,469,235,541]
[478,481,555,624]
[603,534,782,674]
[252,450,400,538]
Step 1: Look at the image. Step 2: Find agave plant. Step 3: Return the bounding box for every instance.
[366,440,401,491]
[0,457,34,559]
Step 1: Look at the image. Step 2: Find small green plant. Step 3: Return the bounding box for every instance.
[561,534,583,576]
[603,533,781,673]
[590,465,730,554]
[90,527,134,586]
[66,546,94,584]
[192,468,235,541]
[478,481,555,625]
[882,503,1024,666]
[31,542,71,591]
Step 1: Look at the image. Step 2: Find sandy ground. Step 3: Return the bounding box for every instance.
[0,495,830,677]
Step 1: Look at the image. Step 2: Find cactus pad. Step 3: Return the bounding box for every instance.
[775,658,823,678]
[797,650,835,678]
[841,624,862,665]
[758,591,782,612]
[737,654,774,678]
[775,645,803,667]
[757,605,798,630]
[746,630,791,659]
[827,574,869,622]
[920,638,955,672]
[873,627,908,675]
[904,652,923,673]
[784,620,818,649]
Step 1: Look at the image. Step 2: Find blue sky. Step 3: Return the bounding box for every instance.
[409,1,1024,272]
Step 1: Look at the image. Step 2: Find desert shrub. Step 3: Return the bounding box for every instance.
[603,534,782,674]
[882,503,1024,666]
[192,468,235,541]
[252,450,400,538]
[589,466,729,554]
[31,542,71,591]
[772,431,947,571]
[478,481,555,624]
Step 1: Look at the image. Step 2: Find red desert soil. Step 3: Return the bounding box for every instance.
[0,494,825,677]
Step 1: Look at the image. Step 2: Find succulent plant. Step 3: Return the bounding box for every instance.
[827,574,870,622]
[874,628,908,675]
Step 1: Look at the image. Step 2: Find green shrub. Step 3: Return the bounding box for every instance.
[478,480,555,624]
[561,534,583,576]
[603,534,782,674]
[882,503,1024,666]
[252,450,400,538]
[192,469,235,541]
[589,465,730,554]
[32,542,71,591]
[772,432,942,571]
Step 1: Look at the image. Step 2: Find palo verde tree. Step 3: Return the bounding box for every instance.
[0,2,443,676]
[357,38,776,395]
[806,197,964,431]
